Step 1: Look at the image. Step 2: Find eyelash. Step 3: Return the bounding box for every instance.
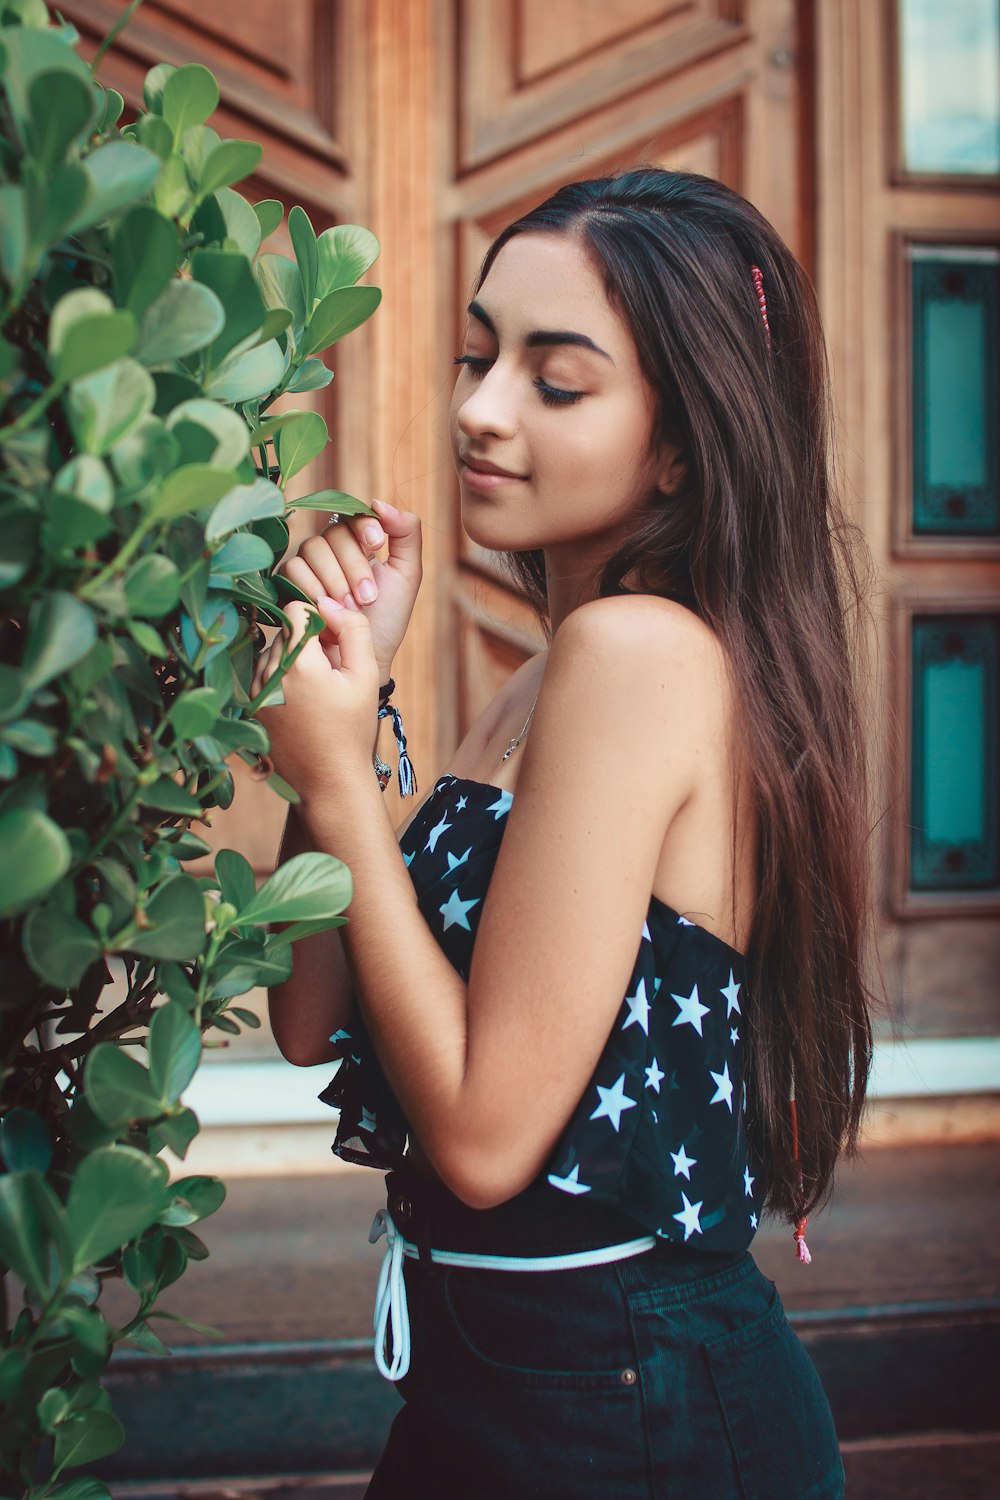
[452,354,584,407]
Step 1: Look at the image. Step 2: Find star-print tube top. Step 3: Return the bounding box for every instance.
[319,773,766,1253]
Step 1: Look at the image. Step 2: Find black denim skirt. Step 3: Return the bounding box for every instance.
[364,1174,844,1500]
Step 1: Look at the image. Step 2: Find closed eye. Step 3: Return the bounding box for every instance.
[452,354,584,407]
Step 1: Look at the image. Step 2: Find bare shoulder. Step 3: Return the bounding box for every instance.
[545,594,733,729]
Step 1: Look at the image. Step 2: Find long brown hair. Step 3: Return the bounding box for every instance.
[473,168,879,1224]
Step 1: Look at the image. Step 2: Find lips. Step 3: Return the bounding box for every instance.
[460,453,527,479]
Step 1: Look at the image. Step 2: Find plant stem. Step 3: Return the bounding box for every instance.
[91,0,146,72]
[0,381,63,443]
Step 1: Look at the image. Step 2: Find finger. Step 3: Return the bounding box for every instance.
[283,554,349,608]
[315,596,378,679]
[370,498,422,578]
[302,525,378,609]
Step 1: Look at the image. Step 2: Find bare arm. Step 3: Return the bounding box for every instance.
[297,597,716,1209]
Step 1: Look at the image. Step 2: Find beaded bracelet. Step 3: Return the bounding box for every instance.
[373,677,417,796]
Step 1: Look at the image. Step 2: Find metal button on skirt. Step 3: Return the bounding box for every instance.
[362,1239,845,1500]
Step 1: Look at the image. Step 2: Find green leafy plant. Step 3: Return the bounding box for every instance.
[0,3,380,1493]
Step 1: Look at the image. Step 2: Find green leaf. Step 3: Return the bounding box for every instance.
[21,591,98,689]
[215,847,256,911]
[53,454,114,513]
[85,1045,164,1127]
[143,61,175,115]
[61,1304,111,1361]
[254,198,283,238]
[0,1108,52,1174]
[215,185,262,259]
[241,851,353,926]
[0,1346,27,1403]
[136,777,203,816]
[2,717,56,755]
[152,152,190,218]
[67,142,163,234]
[206,940,292,996]
[133,278,226,364]
[161,62,219,134]
[205,338,285,404]
[316,223,380,293]
[148,1001,202,1104]
[265,769,301,803]
[125,618,168,658]
[99,85,125,131]
[255,252,305,328]
[275,409,328,484]
[304,285,381,356]
[0,1170,69,1298]
[148,463,240,524]
[52,310,136,384]
[284,488,375,518]
[137,111,174,161]
[178,595,240,665]
[66,1147,169,1271]
[112,203,180,315]
[205,476,284,540]
[48,287,114,355]
[53,1409,125,1470]
[198,138,263,197]
[23,901,102,988]
[66,358,156,455]
[165,397,250,469]
[0,184,28,284]
[288,204,318,309]
[0,23,93,149]
[169,1174,225,1219]
[0,808,71,915]
[209,531,272,578]
[49,1477,113,1500]
[189,246,267,365]
[129,873,208,960]
[152,1106,199,1158]
[169,686,221,739]
[28,69,96,173]
[121,1320,170,1356]
[286,357,334,393]
[123,554,182,617]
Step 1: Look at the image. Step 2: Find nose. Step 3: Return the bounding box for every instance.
[454,363,518,441]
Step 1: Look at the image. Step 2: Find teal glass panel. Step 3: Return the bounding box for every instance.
[899,0,1000,175]
[911,615,999,889]
[911,249,999,535]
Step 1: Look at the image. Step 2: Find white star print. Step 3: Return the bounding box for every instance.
[641,919,651,942]
[721,970,742,1017]
[730,1026,740,1045]
[709,1060,734,1111]
[622,977,652,1035]
[359,1106,377,1132]
[486,789,513,820]
[589,1073,637,1133]
[673,1192,703,1240]
[644,1058,665,1092]
[446,846,473,872]
[743,1165,755,1197]
[750,1212,758,1230]
[546,1164,591,1195]
[456,794,468,811]
[439,888,480,931]
[426,812,451,852]
[670,1144,696,1180]
[677,914,695,926]
[403,849,416,867]
[671,983,709,1036]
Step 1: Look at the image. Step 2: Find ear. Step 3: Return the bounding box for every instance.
[656,439,687,497]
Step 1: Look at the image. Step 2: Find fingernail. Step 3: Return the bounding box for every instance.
[321,594,344,610]
[364,524,384,547]
[371,497,398,515]
[356,578,377,604]
[342,592,360,611]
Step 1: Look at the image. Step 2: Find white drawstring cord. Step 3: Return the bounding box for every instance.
[369,1207,411,1381]
[368,1205,656,1384]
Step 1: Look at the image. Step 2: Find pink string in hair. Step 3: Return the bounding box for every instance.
[750,264,772,351]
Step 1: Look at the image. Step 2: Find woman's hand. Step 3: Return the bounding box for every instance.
[251,598,380,808]
[277,498,421,680]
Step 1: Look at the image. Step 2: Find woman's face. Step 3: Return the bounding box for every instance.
[449,231,680,557]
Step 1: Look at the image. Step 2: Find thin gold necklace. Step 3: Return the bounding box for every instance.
[501,696,538,763]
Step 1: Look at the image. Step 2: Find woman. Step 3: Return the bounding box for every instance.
[253,168,875,1498]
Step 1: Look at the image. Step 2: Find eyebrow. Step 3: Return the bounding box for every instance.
[467,300,615,363]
